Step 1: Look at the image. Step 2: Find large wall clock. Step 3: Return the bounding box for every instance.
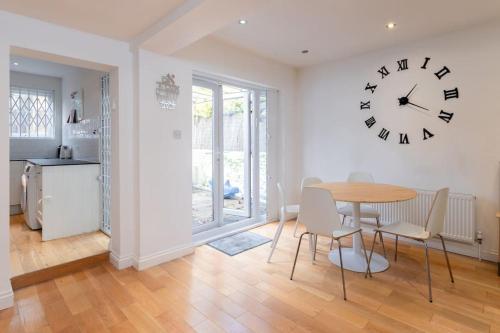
[360,57,459,144]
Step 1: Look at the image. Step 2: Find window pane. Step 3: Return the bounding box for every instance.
[192,85,215,228]
[9,86,55,138]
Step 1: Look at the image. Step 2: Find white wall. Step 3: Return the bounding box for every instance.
[174,36,300,219]
[0,10,136,309]
[134,50,194,269]
[62,67,103,161]
[298,21,500,259]
[0,35,11,310]
[9,71,62,159]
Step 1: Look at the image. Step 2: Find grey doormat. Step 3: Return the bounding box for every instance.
[208,231,272,256]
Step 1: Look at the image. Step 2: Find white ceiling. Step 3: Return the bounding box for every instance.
[213,0,500,67]
[2,0,500,68]
[0,0,184,40]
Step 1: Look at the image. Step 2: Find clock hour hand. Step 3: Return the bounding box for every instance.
[407,102,429,111]
[405,84,417,98]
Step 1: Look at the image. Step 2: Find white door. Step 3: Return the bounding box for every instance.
[192,78,267,233]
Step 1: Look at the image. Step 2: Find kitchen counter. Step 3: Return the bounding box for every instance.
[27,159,100,166]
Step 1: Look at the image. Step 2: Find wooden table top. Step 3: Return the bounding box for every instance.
[309,182,417,204]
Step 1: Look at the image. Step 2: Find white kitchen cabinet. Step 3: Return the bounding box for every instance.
[9,160,25,208]
[36,164,100,241]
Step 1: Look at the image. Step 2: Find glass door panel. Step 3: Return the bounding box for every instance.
[222,85,251,224]
[192,84,217,231]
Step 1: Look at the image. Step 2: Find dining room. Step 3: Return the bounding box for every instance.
[0,0,499,332]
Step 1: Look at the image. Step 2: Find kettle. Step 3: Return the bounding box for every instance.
[59,145,72,159]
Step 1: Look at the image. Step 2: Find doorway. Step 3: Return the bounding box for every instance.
[8,53,112,280]
[192,77,267,234]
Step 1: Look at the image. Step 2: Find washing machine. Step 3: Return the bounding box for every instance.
[21,163,41,230]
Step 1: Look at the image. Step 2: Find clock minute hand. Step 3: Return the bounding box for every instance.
[405,84,417,98]
[407,102,429,111]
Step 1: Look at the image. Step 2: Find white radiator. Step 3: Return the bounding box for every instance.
[371,189,476,244]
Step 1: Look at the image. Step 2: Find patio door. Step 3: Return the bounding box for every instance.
[192,78,267,234]
[192,81,219,232]
[222,85,251,223]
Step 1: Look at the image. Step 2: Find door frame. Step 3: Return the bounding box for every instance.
[192,79,222,234]
[192,75,268,234]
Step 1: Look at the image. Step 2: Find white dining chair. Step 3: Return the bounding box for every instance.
[267,182,299,262]
[293,177,323,237]
[290,186,371,300]
[366,188,454,302]
[335,172,385,252]
[268,178,322,263]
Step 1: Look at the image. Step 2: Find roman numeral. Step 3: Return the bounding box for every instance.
[438,110,454,123]
[378,128,390,141]
[423,128,434,140]
[365,116,376,128]
[360,101,370,110]
[365,83,377,94]
[434,66,451,79]
[399,133,409,144]
[444,87,459,100]
[397,59,408,71]
[421,57,431,69]
[378,66,390,79]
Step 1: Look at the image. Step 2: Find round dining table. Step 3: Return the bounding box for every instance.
[309,182,417,273]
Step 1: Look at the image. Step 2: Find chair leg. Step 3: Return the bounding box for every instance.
[290,232,308,280]
[293,217,300,238]
[337,239,347,300]
[308,234,315,261]
[267,216,286,263]
[376,218,386,254]
[359,231,372,278]
[330,236,334,250]
[439,235,454,283]
[341,215,346,225]
[378,231,387,259]
[394,235,399,262]
[365,231,378,278]
[424,242,433,303]
[313,234,318,262]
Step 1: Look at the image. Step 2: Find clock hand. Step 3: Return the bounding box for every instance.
[408,105,432,117]
[407,102,429,111]
[405,84,417,98]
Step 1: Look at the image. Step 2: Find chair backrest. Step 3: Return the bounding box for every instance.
[299,187,342,236]
[425,188,449,236]
[301,177,322,190]
[347,172,374,183]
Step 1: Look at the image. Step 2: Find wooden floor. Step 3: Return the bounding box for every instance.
[9,214,110,277]
[2,221,500,332]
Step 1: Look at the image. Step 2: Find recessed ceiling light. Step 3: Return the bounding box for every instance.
[301,49,309,54]
[12,62,19,66]
[386,22,396,30]
[238,19,247,25]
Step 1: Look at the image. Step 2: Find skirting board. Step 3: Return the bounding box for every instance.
[110,252,134,270]
[0,288,14,310]
[134,244,194,271]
